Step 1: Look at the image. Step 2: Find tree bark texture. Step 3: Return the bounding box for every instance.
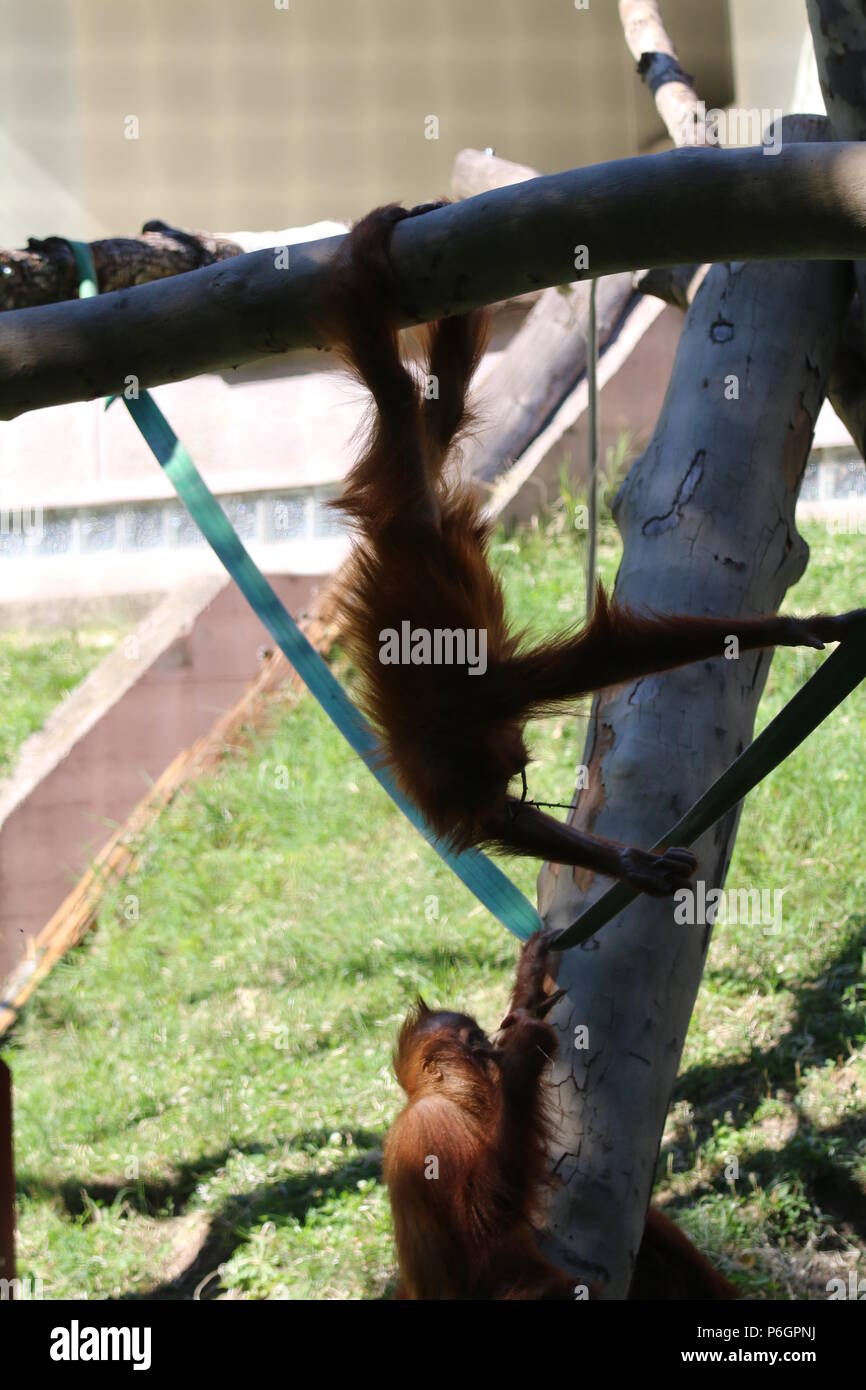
[538,248,851,1296]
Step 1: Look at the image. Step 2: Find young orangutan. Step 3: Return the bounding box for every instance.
[382,930,736,1300]
[320,202,865,896]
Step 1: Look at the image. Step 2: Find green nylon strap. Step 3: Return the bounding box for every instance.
[69,244,98,299]
[554,626,866,950]
[66,240,542,940]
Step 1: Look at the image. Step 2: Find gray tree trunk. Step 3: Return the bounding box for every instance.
[539,122,851,1295]
[807,0,866,329]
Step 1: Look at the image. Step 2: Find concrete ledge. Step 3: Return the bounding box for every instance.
[0,573,226,827]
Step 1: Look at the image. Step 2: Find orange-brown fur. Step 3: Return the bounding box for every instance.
[383,931,736,1300]
[321,203,865,895]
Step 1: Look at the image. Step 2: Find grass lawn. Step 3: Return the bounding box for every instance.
[0,625,126,777]
[2,518,864,1300]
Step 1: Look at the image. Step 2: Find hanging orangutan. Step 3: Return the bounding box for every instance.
[320,202,864,895]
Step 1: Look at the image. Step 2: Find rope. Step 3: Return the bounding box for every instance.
[586,277,599,605]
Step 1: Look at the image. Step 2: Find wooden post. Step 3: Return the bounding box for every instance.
[0,1061,14,1295]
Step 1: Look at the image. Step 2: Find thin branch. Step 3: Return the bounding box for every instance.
[2,144,866,419]
[618,0,716,147]
[620,1,711,299]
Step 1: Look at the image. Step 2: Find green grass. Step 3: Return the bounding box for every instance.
[2,517,865,1300]
[0,626,125,777]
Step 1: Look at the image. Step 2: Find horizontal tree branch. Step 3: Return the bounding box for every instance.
[2,143,866,419]
[450,147,544,309]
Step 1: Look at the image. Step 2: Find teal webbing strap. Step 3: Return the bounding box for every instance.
[120,397,542,939]
[554,625,866,950]
[68,241,541,939]
[69,242,98,299]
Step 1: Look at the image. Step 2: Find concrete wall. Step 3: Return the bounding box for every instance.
[728,0,817,116]
[0,0,733,244]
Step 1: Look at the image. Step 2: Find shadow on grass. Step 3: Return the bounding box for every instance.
[657,918,866,1279]
[16,1127,383,1219]
[124,1142,386,1300]
[17,1127,387,1300]
[661,1114,866,1246]
[15,925,864,1299]
[674,919,866,1125]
